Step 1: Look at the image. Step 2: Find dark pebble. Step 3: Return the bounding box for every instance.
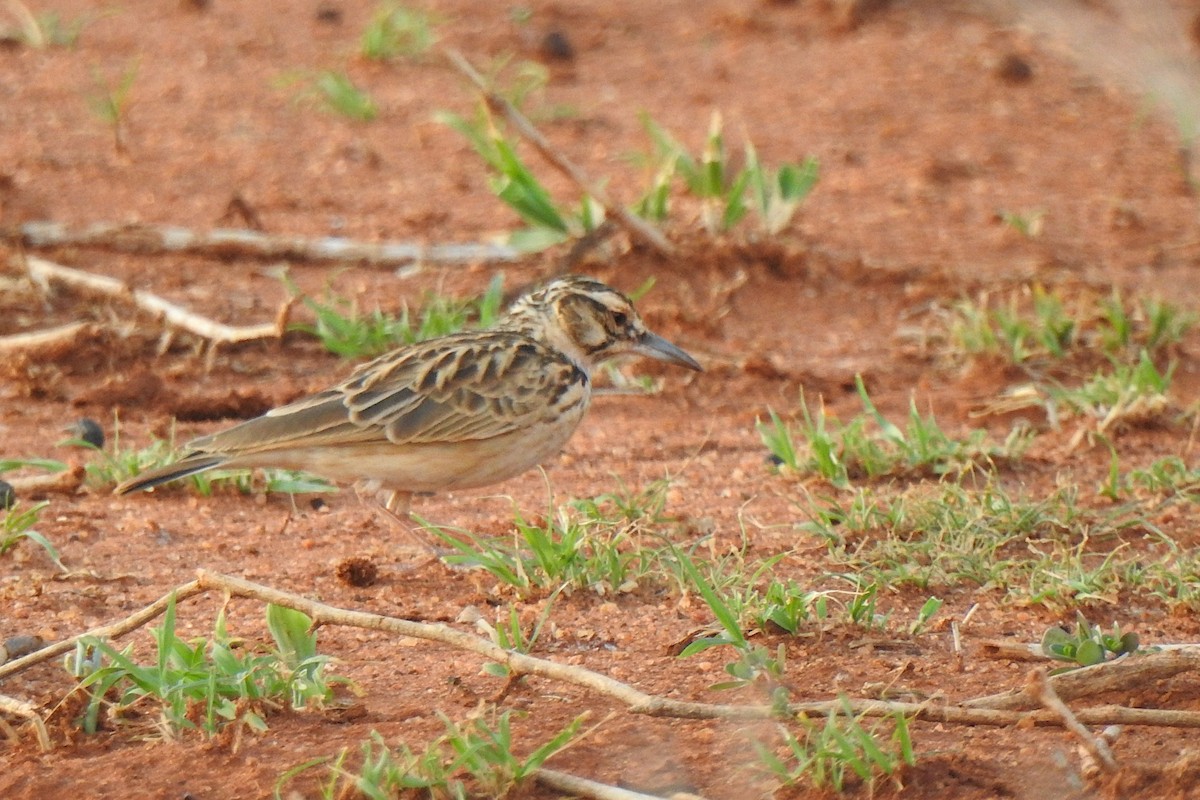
[540,30,575,62]
[68,418,105,449]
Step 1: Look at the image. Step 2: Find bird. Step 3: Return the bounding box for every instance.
[114,275,702,518]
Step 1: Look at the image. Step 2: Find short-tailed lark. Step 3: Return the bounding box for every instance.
[115,276,702,515]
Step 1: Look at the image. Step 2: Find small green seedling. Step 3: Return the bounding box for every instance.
[1040,611,1140,668]
[1046,350,1173,431]
[755,699,915,792]
[68,598,344,737]
[908,596,943,635]
[760,377,1031,488]
[312,70,377,120]
[359,3,437,61]
[438,105,603,252]
[999,208,1045,238]
[1,500,64,570]
[638,112,818,236]
[288,273,504,358]
[279,712,584,799]
[2,1,88,47]
[86,58,138,154]
[480,595,559,678]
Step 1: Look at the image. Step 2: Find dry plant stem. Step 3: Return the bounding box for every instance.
[0,693,50,751]
[535,768,692,800]
[18,221,518,266]
[966,649,1200,710]
[193,570,752,719]
[792,699,1200,729]
[193,572,1200,729]
[1027,668,1117,772]
[977,639,1045,661]
[23,256,287,346]
[3,0,42,47]
[7,465,85,496]
[0,579,204,682]
[9,572,1200,737]
[0,321,93,356]
[443,48,676,257]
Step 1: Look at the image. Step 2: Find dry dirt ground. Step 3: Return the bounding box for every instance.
[5,1,1200,798]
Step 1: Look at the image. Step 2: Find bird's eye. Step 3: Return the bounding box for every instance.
[611,311,629,327]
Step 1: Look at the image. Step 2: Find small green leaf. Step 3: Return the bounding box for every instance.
[1074,639,1105,666]
[1040,627,1073,659]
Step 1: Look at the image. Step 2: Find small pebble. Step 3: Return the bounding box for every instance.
[540,30,575,62]
[66,418,105,449]
[996,53,1033,85]
[314,4,342,24]
[0,480,14,510]
[0,634,45,664]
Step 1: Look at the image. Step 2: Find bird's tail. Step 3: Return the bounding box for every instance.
[114,453,229,495]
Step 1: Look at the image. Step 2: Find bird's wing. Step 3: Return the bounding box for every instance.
[188,332,588,456]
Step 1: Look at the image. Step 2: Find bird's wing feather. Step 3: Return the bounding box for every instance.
[187,332,587,456]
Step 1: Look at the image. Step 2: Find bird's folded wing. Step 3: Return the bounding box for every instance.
[187,333,587,455]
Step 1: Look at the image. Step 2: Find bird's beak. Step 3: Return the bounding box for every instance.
[635,331,703,371]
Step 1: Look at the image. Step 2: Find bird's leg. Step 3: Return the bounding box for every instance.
[383,490,412,519]
[372,489,444,557]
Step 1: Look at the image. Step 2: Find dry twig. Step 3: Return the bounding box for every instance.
[6,464,85,497]
[22,256,289,349]
[17,221,518,266]
[8,570,1200,768]
[1027,668,1117,772]
[535,768,688,800]
[0,321,94,356]
[966,649,1200,710]
[0,693,50,752]
[444,48,675,257]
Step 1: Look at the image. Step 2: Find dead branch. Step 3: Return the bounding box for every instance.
[789,698,1200,728]
[6,464,85,497]
[23,256,288,347]
[535,768,696,800]
[965,649,1200,710]
[17,221,518,266]
[0,321,94,356]
[7,571,1200,748]
[192,570,757,720]
[1027,668,1117,772]
[444,48,675,258]
[976,639,1045,661]
[189,573,1200,729]
[0,693,50,751]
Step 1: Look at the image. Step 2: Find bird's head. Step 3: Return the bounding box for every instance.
[502,276,702,373]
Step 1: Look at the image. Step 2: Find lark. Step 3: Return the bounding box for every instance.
[115,276,702,516]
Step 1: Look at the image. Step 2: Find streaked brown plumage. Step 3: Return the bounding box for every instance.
[115,276,702,513]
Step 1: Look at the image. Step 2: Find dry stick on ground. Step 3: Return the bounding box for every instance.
[535,768,685,800]
[17,221,518,267]
[0,576,708,800]
[6,464,85,497]
[1027,668,1118,773]
[22,256,291,351]
[0,694,50,752]
[443,48,676,258]
[0,321,94,356]
[965,649,1200,711]
[9,572,1200,737]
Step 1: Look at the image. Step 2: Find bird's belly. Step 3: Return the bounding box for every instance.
[239,416,584,493]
